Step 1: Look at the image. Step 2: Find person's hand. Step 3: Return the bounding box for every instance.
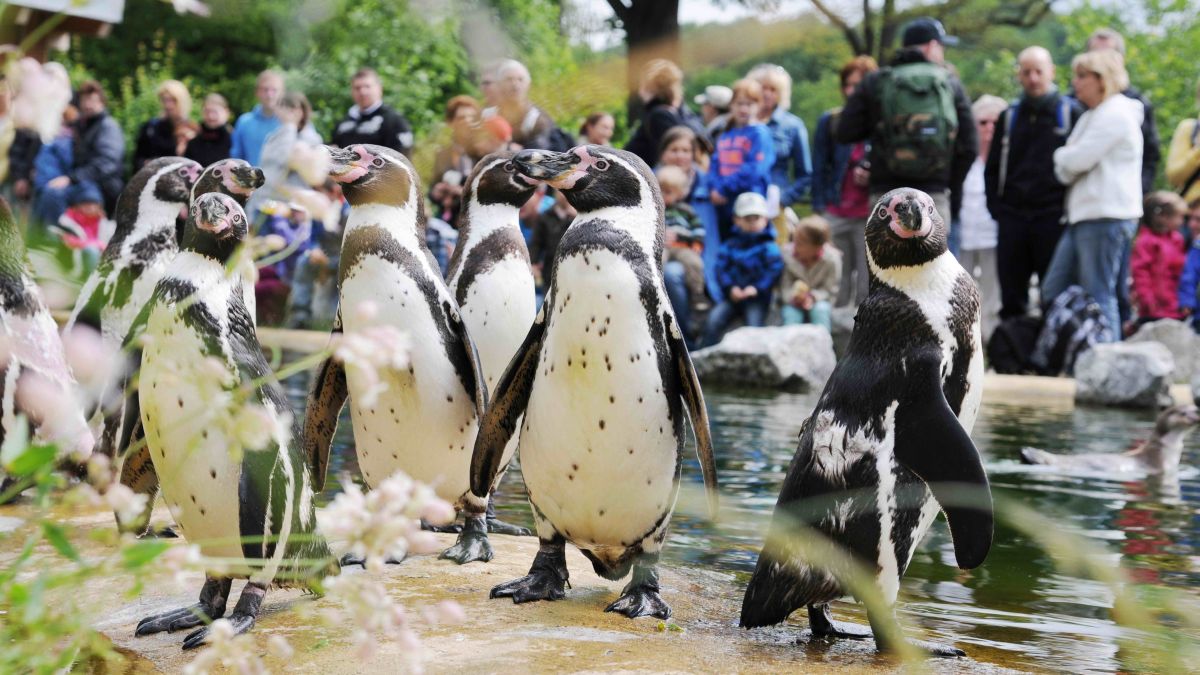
[13,179,29,200]
[801,293,815,310]
[852,165,870,187]
[48,176,70,190]
[743,286,758,298]
[729,286,745,302]
[710,190,727,206]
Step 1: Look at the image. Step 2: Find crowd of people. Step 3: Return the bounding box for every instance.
[5,20,1200,355]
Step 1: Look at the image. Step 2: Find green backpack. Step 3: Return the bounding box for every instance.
[875,62,958,180]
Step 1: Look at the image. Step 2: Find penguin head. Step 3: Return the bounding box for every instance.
[328,144,416,207]
[183,193,248,261]
[193,159,265,205]
[864,188,947,270]
[466,151,539,208]
[144,157,203,205]
[1156,404,1200,436]
[512,145,657,215]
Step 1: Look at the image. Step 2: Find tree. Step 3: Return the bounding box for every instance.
[603,0,682,97]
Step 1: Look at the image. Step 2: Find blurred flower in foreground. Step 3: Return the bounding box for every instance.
[170,0,211,17]
[182,618,266,675]
[322,574,462,664]
[331,301,411,408]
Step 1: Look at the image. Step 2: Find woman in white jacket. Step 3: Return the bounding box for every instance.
[1043,49,1143,339]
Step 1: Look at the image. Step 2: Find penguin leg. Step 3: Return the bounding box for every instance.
[604,555,671,620]
[867,606,964,658]
[439,510,493,565]
[490,534,569,604]
[117,441,175,538]
[181,581,266,651]
[485,494,533,536]
[339,551,407,568]
[421,518,463,534]
[807,603,873,639]
[135,576,231,637]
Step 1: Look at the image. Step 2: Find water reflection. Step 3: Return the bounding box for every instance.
[283,367,1199,673]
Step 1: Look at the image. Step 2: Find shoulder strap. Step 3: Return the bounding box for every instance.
[998,103,1020,197]
[1056,97,1073,136]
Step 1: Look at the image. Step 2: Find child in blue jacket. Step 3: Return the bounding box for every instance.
[1180,234,1200,332]
[702,192,783,346]
[708,79,775,240]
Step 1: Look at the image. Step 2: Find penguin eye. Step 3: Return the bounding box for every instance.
[594,159,610,172]
[876,206,889,220]
[177,168,189,176]
[503,161,515,173]
[213,169,223,177]
[371,158,384,168]
[233,214,244,224]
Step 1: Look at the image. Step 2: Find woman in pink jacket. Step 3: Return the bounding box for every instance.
[1131,191,1188,323]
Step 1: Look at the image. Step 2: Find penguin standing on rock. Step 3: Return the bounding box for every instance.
[470,146,718,619]
[445,150,538,536]
[739,188,991,657]
[126,193,334,649]
[0,197,93,499]
[304,144,493,564]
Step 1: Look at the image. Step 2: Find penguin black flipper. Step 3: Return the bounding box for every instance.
[470,306,546,499]
[895,353,993,570]
[664,311,719,519]
[303,315,347,492]
[444,300,488,419]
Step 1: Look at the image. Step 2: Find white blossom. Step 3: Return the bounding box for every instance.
[331,323,410,408]
[104,483,150,527]
[182,618,265,675]
[160,543,205,587]
[266,634,294,660]
[170,0,211,17]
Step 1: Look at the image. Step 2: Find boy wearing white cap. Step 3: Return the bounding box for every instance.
[701,192,784,346]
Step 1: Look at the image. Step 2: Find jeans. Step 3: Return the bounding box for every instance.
[782,300,832,331]
[828,213,868,307]
[1040,218,1136,342]
[663,261,694,348]
[948,216,962,258]
[702,294,770,347]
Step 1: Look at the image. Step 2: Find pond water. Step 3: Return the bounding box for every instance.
[286,371,1200,674]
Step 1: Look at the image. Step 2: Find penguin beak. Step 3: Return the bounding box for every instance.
[514,149,585,189]
[328,146,370,184]
[233,165,265,191]
[886,196,934,240]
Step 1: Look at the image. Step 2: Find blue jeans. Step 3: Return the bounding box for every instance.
[702,294,770,347]
[663,261,693,347]
[782,300,832,331]
[948,216,962,259]
[1041,218,1136,342]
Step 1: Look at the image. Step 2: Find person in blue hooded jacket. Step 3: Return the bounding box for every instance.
[702,192,783,347]
[708,79,775,240]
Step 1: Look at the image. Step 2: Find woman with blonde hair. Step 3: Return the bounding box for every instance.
[747,63,811,213]
[1042,49,1143,340]
[134,79,194,170]
[1166,75,1200,207]
[625,58,704,166]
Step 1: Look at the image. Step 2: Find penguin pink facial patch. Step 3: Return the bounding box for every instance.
[330,146,373,183]
[884,194,933,239]
[546,147,594,189]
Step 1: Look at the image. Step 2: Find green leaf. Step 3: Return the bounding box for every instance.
[4,443,57,478]
[121,539,169,569]
[41,523,80,562]
[0,415,30,467]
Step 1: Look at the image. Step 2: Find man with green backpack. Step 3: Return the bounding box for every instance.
[836,17,976,227]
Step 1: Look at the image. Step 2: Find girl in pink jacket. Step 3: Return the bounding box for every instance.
[1131,191,1188,323]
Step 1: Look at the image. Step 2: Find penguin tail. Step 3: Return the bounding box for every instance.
[1019,447,1055,466]
[739,545,840,629]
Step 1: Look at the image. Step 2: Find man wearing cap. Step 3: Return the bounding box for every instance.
[701,191,784,347]
[696,85,733,138]
[836,17,976,225]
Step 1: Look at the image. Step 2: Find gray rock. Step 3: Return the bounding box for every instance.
[830,306,857,359]
[1193,367,1200,407]
[1074,342,1175,408]
[1127,319,1198,384]
[692,325,836,392]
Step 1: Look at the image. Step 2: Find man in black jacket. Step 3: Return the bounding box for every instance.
[332,68,414,157]
[984,46,1083,320]
[836,17,976,225]
[43,80,124,216]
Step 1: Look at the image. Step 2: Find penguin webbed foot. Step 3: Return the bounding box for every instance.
[181,582,265,651]
[486,518,532,536]
[138,525,178,539]
[891,638,966,658]
[439,515,493,565]
[604,563,670,620]
[135,577,230,637]
[421,518,463,534]
[807,603,873,640]
[490,542,568,604]
[339,552,405,568]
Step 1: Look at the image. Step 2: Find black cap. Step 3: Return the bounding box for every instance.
[901,17,959,47]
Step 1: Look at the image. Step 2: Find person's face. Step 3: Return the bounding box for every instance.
[586,115,615,145]
[1017,56,1054,98]
[793,234,819,263]
[1189,205,1200,237]
[203,101,229,127]
[841,71,863,100]
[1088,35,1119,52]
[78,93,104,118]
[1072,68,1103,108]
[160,93,179,119]
[480,74,498,106]
[351,75,382,110]
[700,102,717,123]
[256,76,283,109]
[735,214,767,233]
[660,183,684,206]
[731,94,760,126]
[924,40,945,65]
[661,138,694,170]
[759,80,781,113]
[1160,210,1186,233]
[277,104,302,127]
[500,67,529,102]
[976,111,999,154]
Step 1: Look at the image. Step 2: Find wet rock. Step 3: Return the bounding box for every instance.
[1074,342,1175,409]
[830,306,857,359]
[691,325,836,392]
[1126,319,1199,384]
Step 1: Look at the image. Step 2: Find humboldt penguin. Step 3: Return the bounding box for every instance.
[1021,404,1199,475]
[0,197,93,500]
[126,192,334,649]
[444,150,537,537]
[303,144,492,564]
[739,188,991,657]
[470,145,718,619]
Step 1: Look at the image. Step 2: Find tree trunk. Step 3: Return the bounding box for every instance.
[606,0,682,123]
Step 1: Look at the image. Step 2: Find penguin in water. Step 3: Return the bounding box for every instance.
[303,144,493,564]
[0,197,94,500]
[1021,404,1199,475]
[444,150,538,537]
[739,188,991,657]
[126,192,334,649]
[469,145,718,619]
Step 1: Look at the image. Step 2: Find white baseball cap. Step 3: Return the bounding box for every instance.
[694,85,733,110]
[733,192,769,218]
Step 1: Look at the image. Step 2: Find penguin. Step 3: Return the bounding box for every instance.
[126,192,334,650]
[444,150,538,536]
[303,144,493,564]
[1021,404,1199,475]
[738,188,992,657]
[0,197,93,500]
[468,145,718,619]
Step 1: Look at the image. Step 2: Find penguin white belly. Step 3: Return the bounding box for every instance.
[104,258,169,346]
[459,259,536,393]
[520,252,678,548]
[957,323,985,432]
[139,305,247,571]
[341,256,477,505]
